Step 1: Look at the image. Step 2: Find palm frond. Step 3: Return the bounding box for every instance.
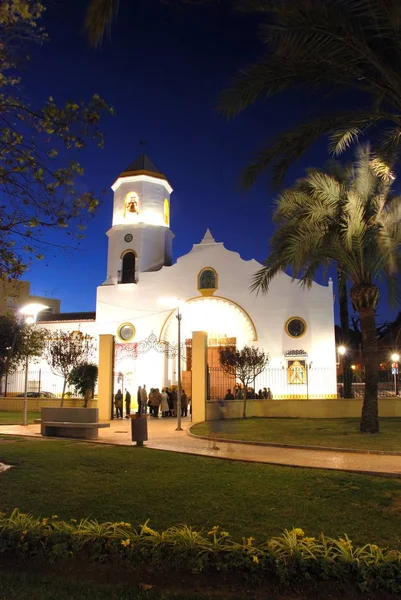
[241,111,386,188]
[85,0,119,47]
[328,128,362,155]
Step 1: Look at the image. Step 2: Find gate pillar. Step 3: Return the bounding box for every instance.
[191,331,208,423]
[98,334,114,421]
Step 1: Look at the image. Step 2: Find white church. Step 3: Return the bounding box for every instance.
[32,153,337,420]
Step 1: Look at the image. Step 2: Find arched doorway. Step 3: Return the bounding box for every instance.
[160,296,257,394]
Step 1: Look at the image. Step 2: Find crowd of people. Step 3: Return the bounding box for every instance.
[224,387,273,400]
[113,385,191,419]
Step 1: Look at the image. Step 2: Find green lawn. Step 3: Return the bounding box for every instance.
[1,437,401,547]
[0,410,40,424]
[191,418,401,452]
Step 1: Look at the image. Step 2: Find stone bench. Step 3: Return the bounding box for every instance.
[41,407,110,440]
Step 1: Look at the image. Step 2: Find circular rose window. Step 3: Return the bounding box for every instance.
[285,317,306,338]
[118,323,135,342]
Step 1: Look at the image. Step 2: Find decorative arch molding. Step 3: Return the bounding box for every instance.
[159,295,257,344]
[120,248,137,259]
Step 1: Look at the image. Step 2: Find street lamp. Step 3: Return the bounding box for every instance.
[159,297,184,431]
[20,303,48,426]
[391,352,399,397]
[338,345,346,356]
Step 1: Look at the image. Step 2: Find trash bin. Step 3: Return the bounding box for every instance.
[130,414,148,446]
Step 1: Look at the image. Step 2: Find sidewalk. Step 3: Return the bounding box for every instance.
[1,417,401,477]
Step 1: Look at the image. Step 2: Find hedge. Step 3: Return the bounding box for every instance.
[1,510,401,593]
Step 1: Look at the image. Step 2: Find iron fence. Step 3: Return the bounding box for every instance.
[0,369,93,397]
[207,366,336,400]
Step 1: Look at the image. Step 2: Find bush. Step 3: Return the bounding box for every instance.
[1,511,401,592]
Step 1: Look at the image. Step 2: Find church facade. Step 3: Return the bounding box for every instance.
[33,153,337,419]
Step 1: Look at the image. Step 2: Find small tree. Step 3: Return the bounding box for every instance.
[219,345,270,419]
[0,315,46,382]
[68,363,98,407]
[44,331,95,405]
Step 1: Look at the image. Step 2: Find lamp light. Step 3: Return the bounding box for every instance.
[20,303,48,426]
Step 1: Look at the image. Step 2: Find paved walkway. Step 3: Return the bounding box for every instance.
[1,417,401,477]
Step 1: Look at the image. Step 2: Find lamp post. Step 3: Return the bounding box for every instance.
[20,303,47,426]
[176,305,183,431]
[391,353,399,397]
[337,345,346,397]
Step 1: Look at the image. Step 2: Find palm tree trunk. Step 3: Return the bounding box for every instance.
[359,306,379,433]
[338,268,352,398]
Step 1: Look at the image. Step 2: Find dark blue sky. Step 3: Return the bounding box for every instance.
[22,0,397,325]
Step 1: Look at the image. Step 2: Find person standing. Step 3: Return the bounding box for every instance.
[181,389,189,417]
[171,388,177,417]
[140,385,148,414]
[167,388,173,417]
[161,388,169,417]
[149,388,161,417]
[125,389,131,418]
[114,389,123,419]
[137,386,142,414]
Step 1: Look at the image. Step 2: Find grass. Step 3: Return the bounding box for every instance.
[191,418,401,452]
[1,437,401,547]
[0,410,40,425]
[0,570,228,600]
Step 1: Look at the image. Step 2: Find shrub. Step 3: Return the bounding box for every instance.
[0,510,401,592]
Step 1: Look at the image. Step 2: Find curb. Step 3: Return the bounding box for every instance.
[187,428,401,456]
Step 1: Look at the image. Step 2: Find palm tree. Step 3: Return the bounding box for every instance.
[252,145,401,433]
[219,0,401,187]
[84,0,215,47]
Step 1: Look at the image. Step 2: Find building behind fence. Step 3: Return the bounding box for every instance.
[0,369,97,398]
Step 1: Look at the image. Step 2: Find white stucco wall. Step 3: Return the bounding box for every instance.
[95,235,337,397]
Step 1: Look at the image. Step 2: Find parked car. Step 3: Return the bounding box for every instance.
[16,391,56,398]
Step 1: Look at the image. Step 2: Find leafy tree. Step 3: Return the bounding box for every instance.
[0,1,112,279]
[44,331,96,405]
[219,344,269,418]
[219,0,401,187]
[0,314,46,381]
[252,145,401,433]
[68,363,98,408]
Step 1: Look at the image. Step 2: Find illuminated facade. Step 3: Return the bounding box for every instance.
[32,153,337,412]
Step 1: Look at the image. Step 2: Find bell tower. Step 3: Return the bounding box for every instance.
[105,153,174,284]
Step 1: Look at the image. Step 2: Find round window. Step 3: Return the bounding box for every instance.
[118,323,135,341]
[124,233,133,243]
[285,317,306,338]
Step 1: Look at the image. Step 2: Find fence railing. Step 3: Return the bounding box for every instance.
[0,369,93,397]
[207,366,337,400]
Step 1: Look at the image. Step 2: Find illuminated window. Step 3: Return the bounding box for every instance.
[285,317,307,338]
[198,267,218,295]
[164,198,169,225]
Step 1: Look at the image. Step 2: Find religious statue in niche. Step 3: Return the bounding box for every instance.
[287,359,306,384]
[199,268,216,290]
[125,192,139,216]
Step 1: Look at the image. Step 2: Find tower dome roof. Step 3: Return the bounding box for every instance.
[118,153,167,181]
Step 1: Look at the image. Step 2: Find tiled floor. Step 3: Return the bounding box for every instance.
[1,416,401,477]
